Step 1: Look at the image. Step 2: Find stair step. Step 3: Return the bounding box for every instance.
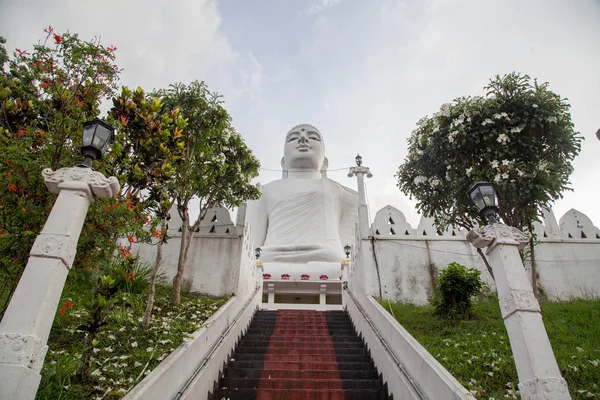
[220,377,384,390]
[230,354,370,363]
[210,388,388,400]
[234,347,367,356]
[227,360,375,371]
[223,368,379,380]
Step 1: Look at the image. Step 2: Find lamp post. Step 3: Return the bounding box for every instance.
[466,182,570,399]
[344,244,351,259]
[0,120,119,400]
[348,154,372,238]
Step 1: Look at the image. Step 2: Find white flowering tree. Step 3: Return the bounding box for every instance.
[397,73,581,287]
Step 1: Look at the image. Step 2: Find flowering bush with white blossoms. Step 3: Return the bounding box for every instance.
[397,72,582,231]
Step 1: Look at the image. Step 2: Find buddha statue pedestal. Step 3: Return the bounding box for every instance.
[261,262,347,310]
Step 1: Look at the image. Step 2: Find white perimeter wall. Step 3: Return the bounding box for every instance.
[364,205,600,303]
[130,204,600,302]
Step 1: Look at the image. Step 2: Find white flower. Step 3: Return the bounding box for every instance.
[146,347,154,352]
[576,347,584,352]
[493,113,503,119]
[481,118,494,126]
[494,174,502,183]
[414,176,428,185]
[547,116,557,123]
[134,361,143,367]
[532,104,539,108]
[430,178,440,187]
[588,359,599,367]
[91,369,102,377]
[502,173,509,179]
[103,347,113,353]
[448,130,459,143]
[538,161,549,171]
[502,160,511,166]
[439,103,451,117]
[497,133,510,144]
[516,169,525,177]
[131,342,138,348]
[466,167,473,177]
[491,160,500,169]
[510,126,524,133]
[107,334,115,341]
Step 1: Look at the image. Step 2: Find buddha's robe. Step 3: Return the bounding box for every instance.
[249,178,358,263]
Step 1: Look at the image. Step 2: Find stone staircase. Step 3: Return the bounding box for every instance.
[208,309,389,400]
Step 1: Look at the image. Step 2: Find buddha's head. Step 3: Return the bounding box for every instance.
[282,124,326,173]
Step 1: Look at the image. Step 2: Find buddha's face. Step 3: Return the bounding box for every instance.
[283,125,325,170]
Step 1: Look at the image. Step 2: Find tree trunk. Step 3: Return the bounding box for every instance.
[370,237,383,300]
[476,247,495,281]
[528,221,539,299]
[172,212,191,306]
[143,216,167,326]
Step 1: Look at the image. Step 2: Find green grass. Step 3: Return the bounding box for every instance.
[381,298,600,399]
[36,286,228,400]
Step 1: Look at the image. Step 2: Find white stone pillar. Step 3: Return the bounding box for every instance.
[348,166,373,238]
[319,284,327,306]
[0,167,119,400]
[267,283,275,305]
[467,224,571,400]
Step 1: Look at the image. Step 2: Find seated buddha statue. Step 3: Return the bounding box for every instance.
[247,124,358,263]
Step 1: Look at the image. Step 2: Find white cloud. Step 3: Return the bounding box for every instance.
[302,0,345,16]
[0,0,234,92]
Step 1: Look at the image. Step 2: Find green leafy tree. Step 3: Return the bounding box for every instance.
[108,86,187,326]
[0,28,122,317]
[397,73,582,290]
[433,262,486,320]
[156,81,261,306]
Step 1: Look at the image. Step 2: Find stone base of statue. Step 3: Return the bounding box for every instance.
[261,262,347,310]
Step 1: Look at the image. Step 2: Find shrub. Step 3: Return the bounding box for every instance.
[433,262,486,319]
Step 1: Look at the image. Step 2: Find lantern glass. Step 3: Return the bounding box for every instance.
[344,244,351,258]
[355,154,362,167]
[468,182,498,211]
[82,119,115,159]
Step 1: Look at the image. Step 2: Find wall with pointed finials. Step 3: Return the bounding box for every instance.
[131,202,600,302]
[366,205,600,303]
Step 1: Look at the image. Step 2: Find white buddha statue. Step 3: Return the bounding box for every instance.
[248,124,358,264]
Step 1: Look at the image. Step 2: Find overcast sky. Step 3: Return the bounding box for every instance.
[1,0,599,229]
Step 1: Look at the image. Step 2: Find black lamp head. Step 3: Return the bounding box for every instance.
[79,119,115,168]
[355,154,362,167]
[468,181,499,224]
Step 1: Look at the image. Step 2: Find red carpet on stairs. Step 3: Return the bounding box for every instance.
[209,310,389,400]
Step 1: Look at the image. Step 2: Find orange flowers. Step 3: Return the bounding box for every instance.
[117,243,131,258]
[120,115,128,126]
[151,229,162,239]
[123,271,135,281]
[7,184,17,192]
[59,300,73,315]
[53,33,62,44]
[17,129,25,137]
[127,235,135,243]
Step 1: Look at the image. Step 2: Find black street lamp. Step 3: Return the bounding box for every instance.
[468,181,499,224]
[255,247,262,260]
[355,154,362,167]
[79,119,115,168]
[344,244,351,259]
